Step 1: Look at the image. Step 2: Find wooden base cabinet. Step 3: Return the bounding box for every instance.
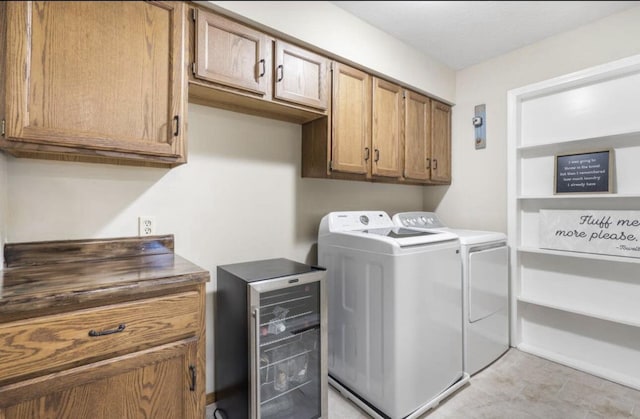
[0,1,187,167]
[0,235,208,419]
[1,339,200,419]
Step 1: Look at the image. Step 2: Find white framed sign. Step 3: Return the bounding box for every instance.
[539,210,640,258]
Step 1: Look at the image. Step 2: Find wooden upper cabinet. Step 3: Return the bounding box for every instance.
[1,1,186,166]
[191,8,329,119]
[195,9,269,95]
[372,78,403,178]
[404,90,431,182]
[431,101,452,183]
[331,62,371,175]
[273,40,329,110]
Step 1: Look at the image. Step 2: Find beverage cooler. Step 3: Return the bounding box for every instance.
[214,258,327,419]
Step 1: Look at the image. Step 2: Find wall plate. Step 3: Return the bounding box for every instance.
[474,104,486,149]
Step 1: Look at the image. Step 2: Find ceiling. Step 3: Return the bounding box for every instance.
[331,1,640,70]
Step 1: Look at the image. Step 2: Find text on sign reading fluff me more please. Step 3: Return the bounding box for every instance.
[555,215,639,243]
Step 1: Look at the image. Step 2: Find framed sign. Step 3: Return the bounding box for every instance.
[539,209,640,259]
[554,149,613,194]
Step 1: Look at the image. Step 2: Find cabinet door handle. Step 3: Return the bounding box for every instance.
[433,159,438,170]
[173,115,180,137]
[189,365,196,391]
[364,147,370,161]
[258,59,266,77]
[374,149,380,162]
[276,64,284,82]
[426,157,431,170]
[88,323,126,337]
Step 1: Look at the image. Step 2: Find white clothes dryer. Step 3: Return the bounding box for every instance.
[318,211,470,419]
[393,212,509,376]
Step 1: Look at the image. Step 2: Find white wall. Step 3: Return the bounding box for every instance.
[4,104,425,392]
[203,1,456,103]
[425,5,640,233]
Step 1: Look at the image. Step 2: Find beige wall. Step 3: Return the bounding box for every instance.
[425,6,640,233]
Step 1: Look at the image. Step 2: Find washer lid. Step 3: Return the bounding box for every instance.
[352,227,458,247]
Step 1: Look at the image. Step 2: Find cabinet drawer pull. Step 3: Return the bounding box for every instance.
[276,64,284,82]
[374,149,380,162]
[258,59,266,77]
[433,158,438,170]
[426,158,431,170]
[364,147,370,161]
[88,324,126,337]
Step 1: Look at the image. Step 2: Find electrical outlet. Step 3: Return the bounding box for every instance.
[138,216,156,236]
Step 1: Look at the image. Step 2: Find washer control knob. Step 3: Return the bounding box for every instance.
[359,215,369,225]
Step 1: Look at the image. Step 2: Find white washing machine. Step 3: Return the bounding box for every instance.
[392,212,509,376]
[318,211,470,419]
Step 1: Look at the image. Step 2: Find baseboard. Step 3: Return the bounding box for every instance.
[518,343,640,391]
[206,392,216,406]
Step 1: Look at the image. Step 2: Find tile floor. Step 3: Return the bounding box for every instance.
[207,348,640,418]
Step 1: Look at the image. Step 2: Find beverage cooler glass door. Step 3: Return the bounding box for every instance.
[249,270,327,419]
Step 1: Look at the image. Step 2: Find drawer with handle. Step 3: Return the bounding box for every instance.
[0,291,200,385]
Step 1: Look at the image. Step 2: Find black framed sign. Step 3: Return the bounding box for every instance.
[554,149,613,194]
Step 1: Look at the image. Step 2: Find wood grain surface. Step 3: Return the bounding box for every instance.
[5,235,175,268]
[0,235,209,320]
[0,291,199,386]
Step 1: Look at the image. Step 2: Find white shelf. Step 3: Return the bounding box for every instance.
[518,246,640,264]
[517,193,640,200]
[508,54,640,389]
[517,130,640,156]
[517,296,640,328]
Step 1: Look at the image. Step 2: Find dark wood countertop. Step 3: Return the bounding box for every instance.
[1,235,210,321]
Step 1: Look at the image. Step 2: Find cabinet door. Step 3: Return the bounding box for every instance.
[331,62,371,175]
[431,101,452,183]
[0,339,202,419]
[372,78,403,178]
[273,41,329,110]
[195,8,269,95]
[404,90,431,182]
[3,1,185,159]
